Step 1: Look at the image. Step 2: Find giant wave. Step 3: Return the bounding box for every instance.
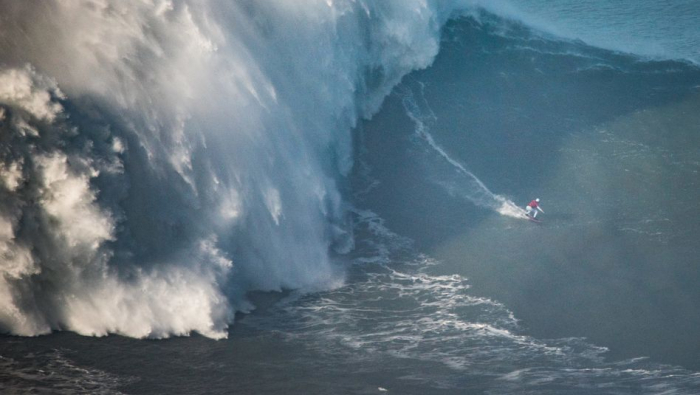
[2,0,697,341]
[0,0,492,339]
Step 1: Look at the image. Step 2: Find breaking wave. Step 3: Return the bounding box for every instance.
[1,0,697,340]
[0,0,476,338]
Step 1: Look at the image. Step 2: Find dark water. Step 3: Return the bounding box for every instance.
[3,14,700,395]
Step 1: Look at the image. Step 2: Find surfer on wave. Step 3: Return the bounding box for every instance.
[525,198,544,219]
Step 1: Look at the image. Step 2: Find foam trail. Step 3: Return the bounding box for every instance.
[401,87,525,218]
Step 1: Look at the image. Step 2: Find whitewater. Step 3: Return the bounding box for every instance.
[1,0,580,340]
[0,0,470,338]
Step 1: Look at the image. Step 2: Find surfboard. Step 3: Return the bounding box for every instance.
[526,216,541,223]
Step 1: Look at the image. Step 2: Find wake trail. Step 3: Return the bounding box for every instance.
[400,86,525,219]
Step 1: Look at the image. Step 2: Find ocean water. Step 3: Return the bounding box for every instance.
[1,1,700,394]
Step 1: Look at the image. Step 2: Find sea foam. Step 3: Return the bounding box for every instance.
[0,0,477,338]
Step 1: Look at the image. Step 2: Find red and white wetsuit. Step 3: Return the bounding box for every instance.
[528,200,539,209]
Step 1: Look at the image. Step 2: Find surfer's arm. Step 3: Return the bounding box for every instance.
[537,207,544,213]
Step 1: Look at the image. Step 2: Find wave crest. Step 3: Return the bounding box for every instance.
[0,1,472,338]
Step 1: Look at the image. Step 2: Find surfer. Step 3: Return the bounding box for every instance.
[525,198,544,218]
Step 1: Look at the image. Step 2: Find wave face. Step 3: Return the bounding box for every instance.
[357,4,700,371]
[500,0,700,64]
[0,0,474,338]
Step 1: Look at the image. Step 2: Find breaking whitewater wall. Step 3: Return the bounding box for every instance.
[0,0,480,338]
